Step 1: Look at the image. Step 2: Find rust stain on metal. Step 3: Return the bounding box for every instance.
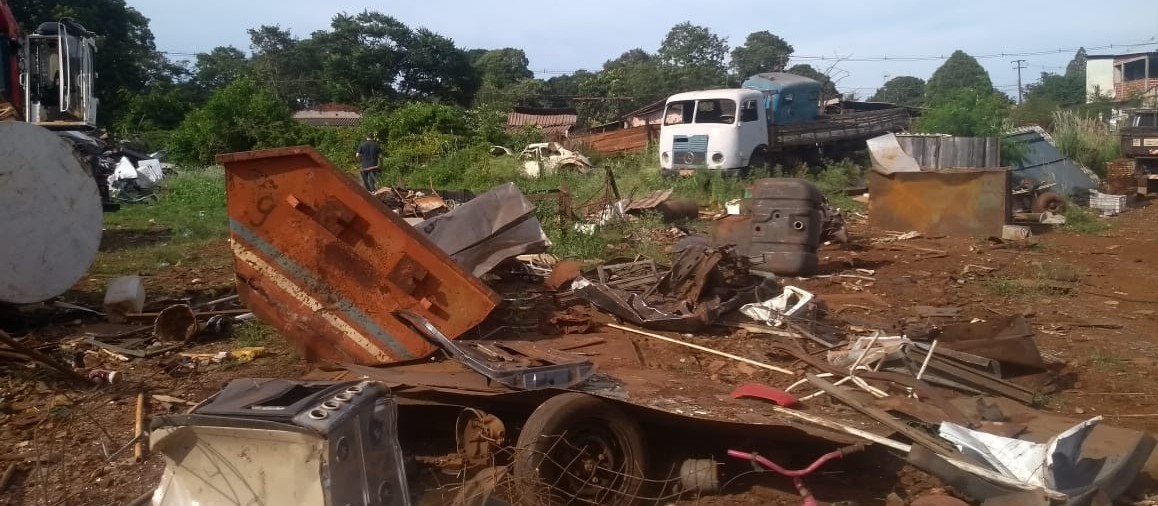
[868,169,1010,238]
[216,147,501,366]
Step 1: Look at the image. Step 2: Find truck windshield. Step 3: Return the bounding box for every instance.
[693,99,737,124]
[663,99,739,125]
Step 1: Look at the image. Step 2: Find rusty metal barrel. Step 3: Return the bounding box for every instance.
[747,178,824,277]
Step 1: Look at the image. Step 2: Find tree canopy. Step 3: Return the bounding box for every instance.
[474,48,533,88]
[658,22,729,90]
[916,88,1010,137]
[787,64,840,99]
[731,31,794,77]
[870,76,926,107]
[925,50,994,103]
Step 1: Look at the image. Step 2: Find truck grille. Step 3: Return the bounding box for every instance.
[672,135,708,167]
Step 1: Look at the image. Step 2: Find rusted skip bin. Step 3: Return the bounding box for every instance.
[216,147,501,366]
[868,169,1010,238]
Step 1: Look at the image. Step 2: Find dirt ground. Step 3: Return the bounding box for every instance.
[3,200,1158,506]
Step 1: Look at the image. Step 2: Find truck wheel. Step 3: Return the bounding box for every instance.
[1032,192,1066,214]
[514,393,646,505]
[748,148,770,177]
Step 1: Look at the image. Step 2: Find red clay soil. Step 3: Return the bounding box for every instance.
[3,202,1158,506]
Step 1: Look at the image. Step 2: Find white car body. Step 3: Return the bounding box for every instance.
[658,89,769,175]
[517,142,593,178]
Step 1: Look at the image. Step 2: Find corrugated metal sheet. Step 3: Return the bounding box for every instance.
[1004,126,1100,198]
[507,110,577,128]
[894,134,1001,169]
[507,109,577,140]
[292,110,362,127]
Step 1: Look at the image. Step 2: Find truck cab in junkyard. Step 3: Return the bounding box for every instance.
[659,89,767,177]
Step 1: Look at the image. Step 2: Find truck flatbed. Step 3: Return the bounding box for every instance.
[772,108,912,149]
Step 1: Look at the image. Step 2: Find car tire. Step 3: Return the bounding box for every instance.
[1032,191,1066,214]
[514,393,646,505]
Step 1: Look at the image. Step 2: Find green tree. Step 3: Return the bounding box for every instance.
[542,71,593,108]
[787,64,839,99]
[1066,47,1087,78]
[192,46,250,97]
[113,84,194,136]
[731,31,794,77]
[575,50,673,126]
[870,76,926,107]
[473,48,533,88]
[397,28,480,106]
[474,79,548,111]
[248,25,325,107]
[308,12,411,105]
[658,22,729,89]
[916,88,1010,137]
[925,50,994,103]
[1022,48,1087,108]
[169,78,300,165]
[11,0,167,126]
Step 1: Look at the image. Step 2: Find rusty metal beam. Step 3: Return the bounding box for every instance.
[217,147,501,366]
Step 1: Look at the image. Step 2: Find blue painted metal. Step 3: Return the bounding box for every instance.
[742,73,823,125]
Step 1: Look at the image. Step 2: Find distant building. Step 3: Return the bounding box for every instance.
[580,100,667,135]
[1087,52,1158,104]
[293,104,362,127]
[507,107,578,140]
[622,99,667,128]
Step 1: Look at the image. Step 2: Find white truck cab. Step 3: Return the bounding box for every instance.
[659,89,768,176]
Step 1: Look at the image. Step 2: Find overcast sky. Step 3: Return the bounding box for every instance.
[130,0,1158,98]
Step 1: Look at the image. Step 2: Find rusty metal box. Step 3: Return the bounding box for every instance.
[868,168,1011,238]
[217,147,501,366]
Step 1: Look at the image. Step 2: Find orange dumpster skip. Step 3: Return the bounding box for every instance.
[216,147,501,366]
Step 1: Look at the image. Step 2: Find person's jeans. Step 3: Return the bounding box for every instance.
[361,168,379,192]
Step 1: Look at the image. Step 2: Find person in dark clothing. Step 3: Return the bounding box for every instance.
[356,136,382,192]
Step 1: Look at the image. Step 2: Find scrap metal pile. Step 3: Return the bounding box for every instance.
[121,145,1153,506]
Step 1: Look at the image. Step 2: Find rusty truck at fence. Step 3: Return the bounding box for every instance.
[1119,108,1158,194]
[659,72,912,177]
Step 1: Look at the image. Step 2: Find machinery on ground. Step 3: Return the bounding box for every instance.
[0,1,106,304]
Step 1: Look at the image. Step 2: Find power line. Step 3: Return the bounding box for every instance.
[526,38,1158,76]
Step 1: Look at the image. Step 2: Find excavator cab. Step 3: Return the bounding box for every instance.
[22,18,97,129]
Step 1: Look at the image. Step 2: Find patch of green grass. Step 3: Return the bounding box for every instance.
[1089,348,1124,370]
[94,168,230,275]
[1034,262,1084,283]
[798,159,867,212]
[1031,392,1054,409]
[104,167,228,240]
[984,275,1026,297]
[1062,204,1111,235]
[232,322,279,348]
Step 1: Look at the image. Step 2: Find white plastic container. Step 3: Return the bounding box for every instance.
[103,276,146,316]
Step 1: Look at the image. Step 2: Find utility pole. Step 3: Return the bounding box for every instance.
[1011,59,1028,104]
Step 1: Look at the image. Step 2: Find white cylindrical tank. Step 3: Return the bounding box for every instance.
[0,122,103,304]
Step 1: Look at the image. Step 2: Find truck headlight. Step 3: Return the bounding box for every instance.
[711,152,724,163]
[661,152,670,163]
